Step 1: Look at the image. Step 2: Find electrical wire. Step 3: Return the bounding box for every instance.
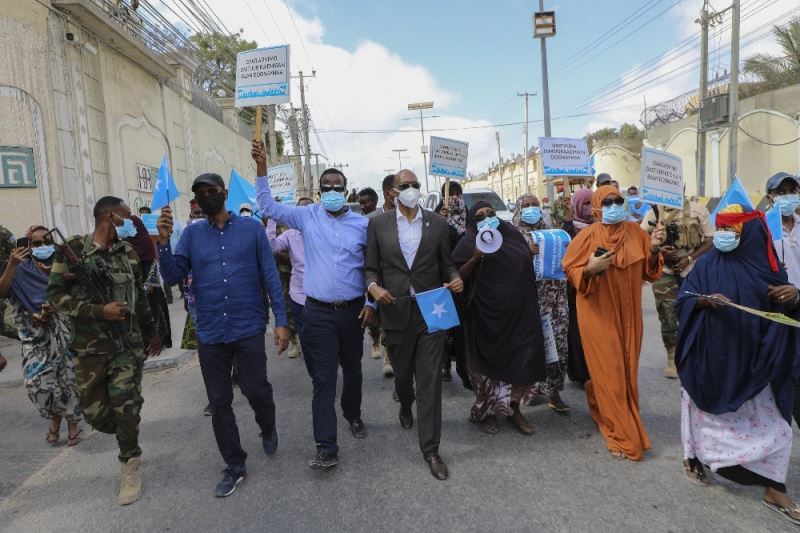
[282,0,314,65]
[738,125,800,146]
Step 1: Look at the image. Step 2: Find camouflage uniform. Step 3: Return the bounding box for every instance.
[47,235,157,461]
[0,225,17,339]
[550,198,569,229]
[643,201,712,350]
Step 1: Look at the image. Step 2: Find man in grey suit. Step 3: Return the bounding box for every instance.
[365,170,463,480]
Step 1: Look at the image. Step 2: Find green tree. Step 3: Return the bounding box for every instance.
[190,30,256,97]
[744,18,800,92]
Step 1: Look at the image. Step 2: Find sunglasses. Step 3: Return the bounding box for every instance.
[473,210,496,222]
[320,185,346,193]
[397,182,421,191]
[601,197,625,207]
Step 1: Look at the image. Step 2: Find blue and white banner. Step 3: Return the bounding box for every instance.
[539,137,592,176]
[429,136,469,180]
[415,287,460,333]
[531,229,571,281]
[640,147,683,209]
[235,45,291,108]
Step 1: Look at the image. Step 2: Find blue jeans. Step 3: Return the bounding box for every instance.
[299,299,364,455]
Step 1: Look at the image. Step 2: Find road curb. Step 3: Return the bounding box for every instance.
[143,349,197,372]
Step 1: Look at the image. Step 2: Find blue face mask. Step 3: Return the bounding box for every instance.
[114,217,137,239]
[321,191,346,212]
[520,206,542,225]
[713,230,740,252]
[601,204,626,225]
[477,216,501,231]
[774,194,800,216]
[31,245,55,260]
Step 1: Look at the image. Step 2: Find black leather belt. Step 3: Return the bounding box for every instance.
[307,296,364,311]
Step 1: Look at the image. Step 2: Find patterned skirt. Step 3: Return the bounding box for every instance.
[12,302,81,422]
[467,358,536,422]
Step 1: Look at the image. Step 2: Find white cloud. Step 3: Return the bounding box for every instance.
[190,0,500,190]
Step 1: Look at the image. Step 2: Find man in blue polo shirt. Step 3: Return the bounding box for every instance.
[157,172,289,498]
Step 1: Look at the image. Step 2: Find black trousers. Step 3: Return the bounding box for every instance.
[198,333,275,467]
[384,305,446,455]
[300,299,364,455]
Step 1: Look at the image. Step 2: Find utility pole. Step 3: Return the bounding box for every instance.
[286,106,305,196]
[727,0,741,185]
[294,70,316,197]
[496,131,505,201]
[392,149,408,170]
[696,6,710,197]
[534,3,556,201]
[408,102,435,192]
[518,91,536,194]
[267,104,278,165]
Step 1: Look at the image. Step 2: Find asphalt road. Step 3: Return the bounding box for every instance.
[0,289,798,532]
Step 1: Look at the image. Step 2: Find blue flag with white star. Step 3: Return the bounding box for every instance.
[415,287,460,333]
[150,155,181,210]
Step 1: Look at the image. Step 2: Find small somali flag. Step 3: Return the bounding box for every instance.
[766,206,783,241]
[150,155,181,211]
[415,287,460,333]
[710,176,753,226]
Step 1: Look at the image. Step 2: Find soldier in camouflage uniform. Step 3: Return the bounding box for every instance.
[641,199,715,378]
[0,224,17,372]
[47,196,162,506]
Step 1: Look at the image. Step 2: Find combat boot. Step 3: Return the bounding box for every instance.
[118,456,142,505]
[664,347,678,379]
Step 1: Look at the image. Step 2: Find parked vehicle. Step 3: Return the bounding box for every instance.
[423,188,513,221]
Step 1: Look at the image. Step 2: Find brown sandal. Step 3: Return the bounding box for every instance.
[507,410,535,435]
[481,415,498,434]
[67,428,83,447]
[46,418,61,445]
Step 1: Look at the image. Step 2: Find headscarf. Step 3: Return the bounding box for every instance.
[126,215,156,262]
[512,194,548,247]
[715,204,779,272]
[676,204,798,423]
[571,188,594,230]
[585,185,645,269]
[451,202,547,384]
[445,195,467,235]
[10,226,51,314]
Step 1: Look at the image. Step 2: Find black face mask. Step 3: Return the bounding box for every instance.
[196,192,226,216]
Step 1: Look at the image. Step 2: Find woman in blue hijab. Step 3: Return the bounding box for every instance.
[0,226,82,446]
[676,204,800,525]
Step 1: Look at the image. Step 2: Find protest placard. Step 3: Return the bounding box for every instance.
[235,45,291,108]
[538,137,592,176]
[429,136,469,180]
[141,214,159,236]
[268,164,296,204]
[640,147,683,209]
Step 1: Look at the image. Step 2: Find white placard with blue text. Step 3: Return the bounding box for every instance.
[640,148,683,209]
[429,136,469,180]
[539,137,592,176]
[235,45,291,108]
[268,163,296,204]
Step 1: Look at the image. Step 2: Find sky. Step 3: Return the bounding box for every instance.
[180,0,797,190]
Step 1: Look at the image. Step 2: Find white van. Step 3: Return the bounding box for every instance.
[423,188,513,221]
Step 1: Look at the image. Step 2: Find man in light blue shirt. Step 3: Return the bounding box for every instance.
[253,141,374,471]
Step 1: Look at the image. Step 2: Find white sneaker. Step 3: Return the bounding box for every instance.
[288,341,301,359]
[370,343,382,359]
[382,353,394,378]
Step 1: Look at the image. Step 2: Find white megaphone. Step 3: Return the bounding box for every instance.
[476,227,503,254]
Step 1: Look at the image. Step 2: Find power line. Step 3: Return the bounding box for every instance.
[282,0,314,65]
[261,0,290,44]
[739,125,800,146]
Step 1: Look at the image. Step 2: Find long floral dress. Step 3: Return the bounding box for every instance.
[9,299,81,422]
[513,215,569,399]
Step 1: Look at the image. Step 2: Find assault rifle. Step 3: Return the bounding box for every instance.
[46,228,135,352]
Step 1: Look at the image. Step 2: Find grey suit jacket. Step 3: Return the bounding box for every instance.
[365,208,459,332]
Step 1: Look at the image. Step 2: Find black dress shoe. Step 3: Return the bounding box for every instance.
[399,406,413,429]
[424,453,449,480]
[348,417,368,439]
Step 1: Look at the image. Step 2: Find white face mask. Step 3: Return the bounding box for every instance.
[398,187,422,208]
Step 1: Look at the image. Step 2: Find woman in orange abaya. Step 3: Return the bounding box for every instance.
[561,185,666,460]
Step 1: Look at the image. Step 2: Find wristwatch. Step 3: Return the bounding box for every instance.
[688,255,694,264]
